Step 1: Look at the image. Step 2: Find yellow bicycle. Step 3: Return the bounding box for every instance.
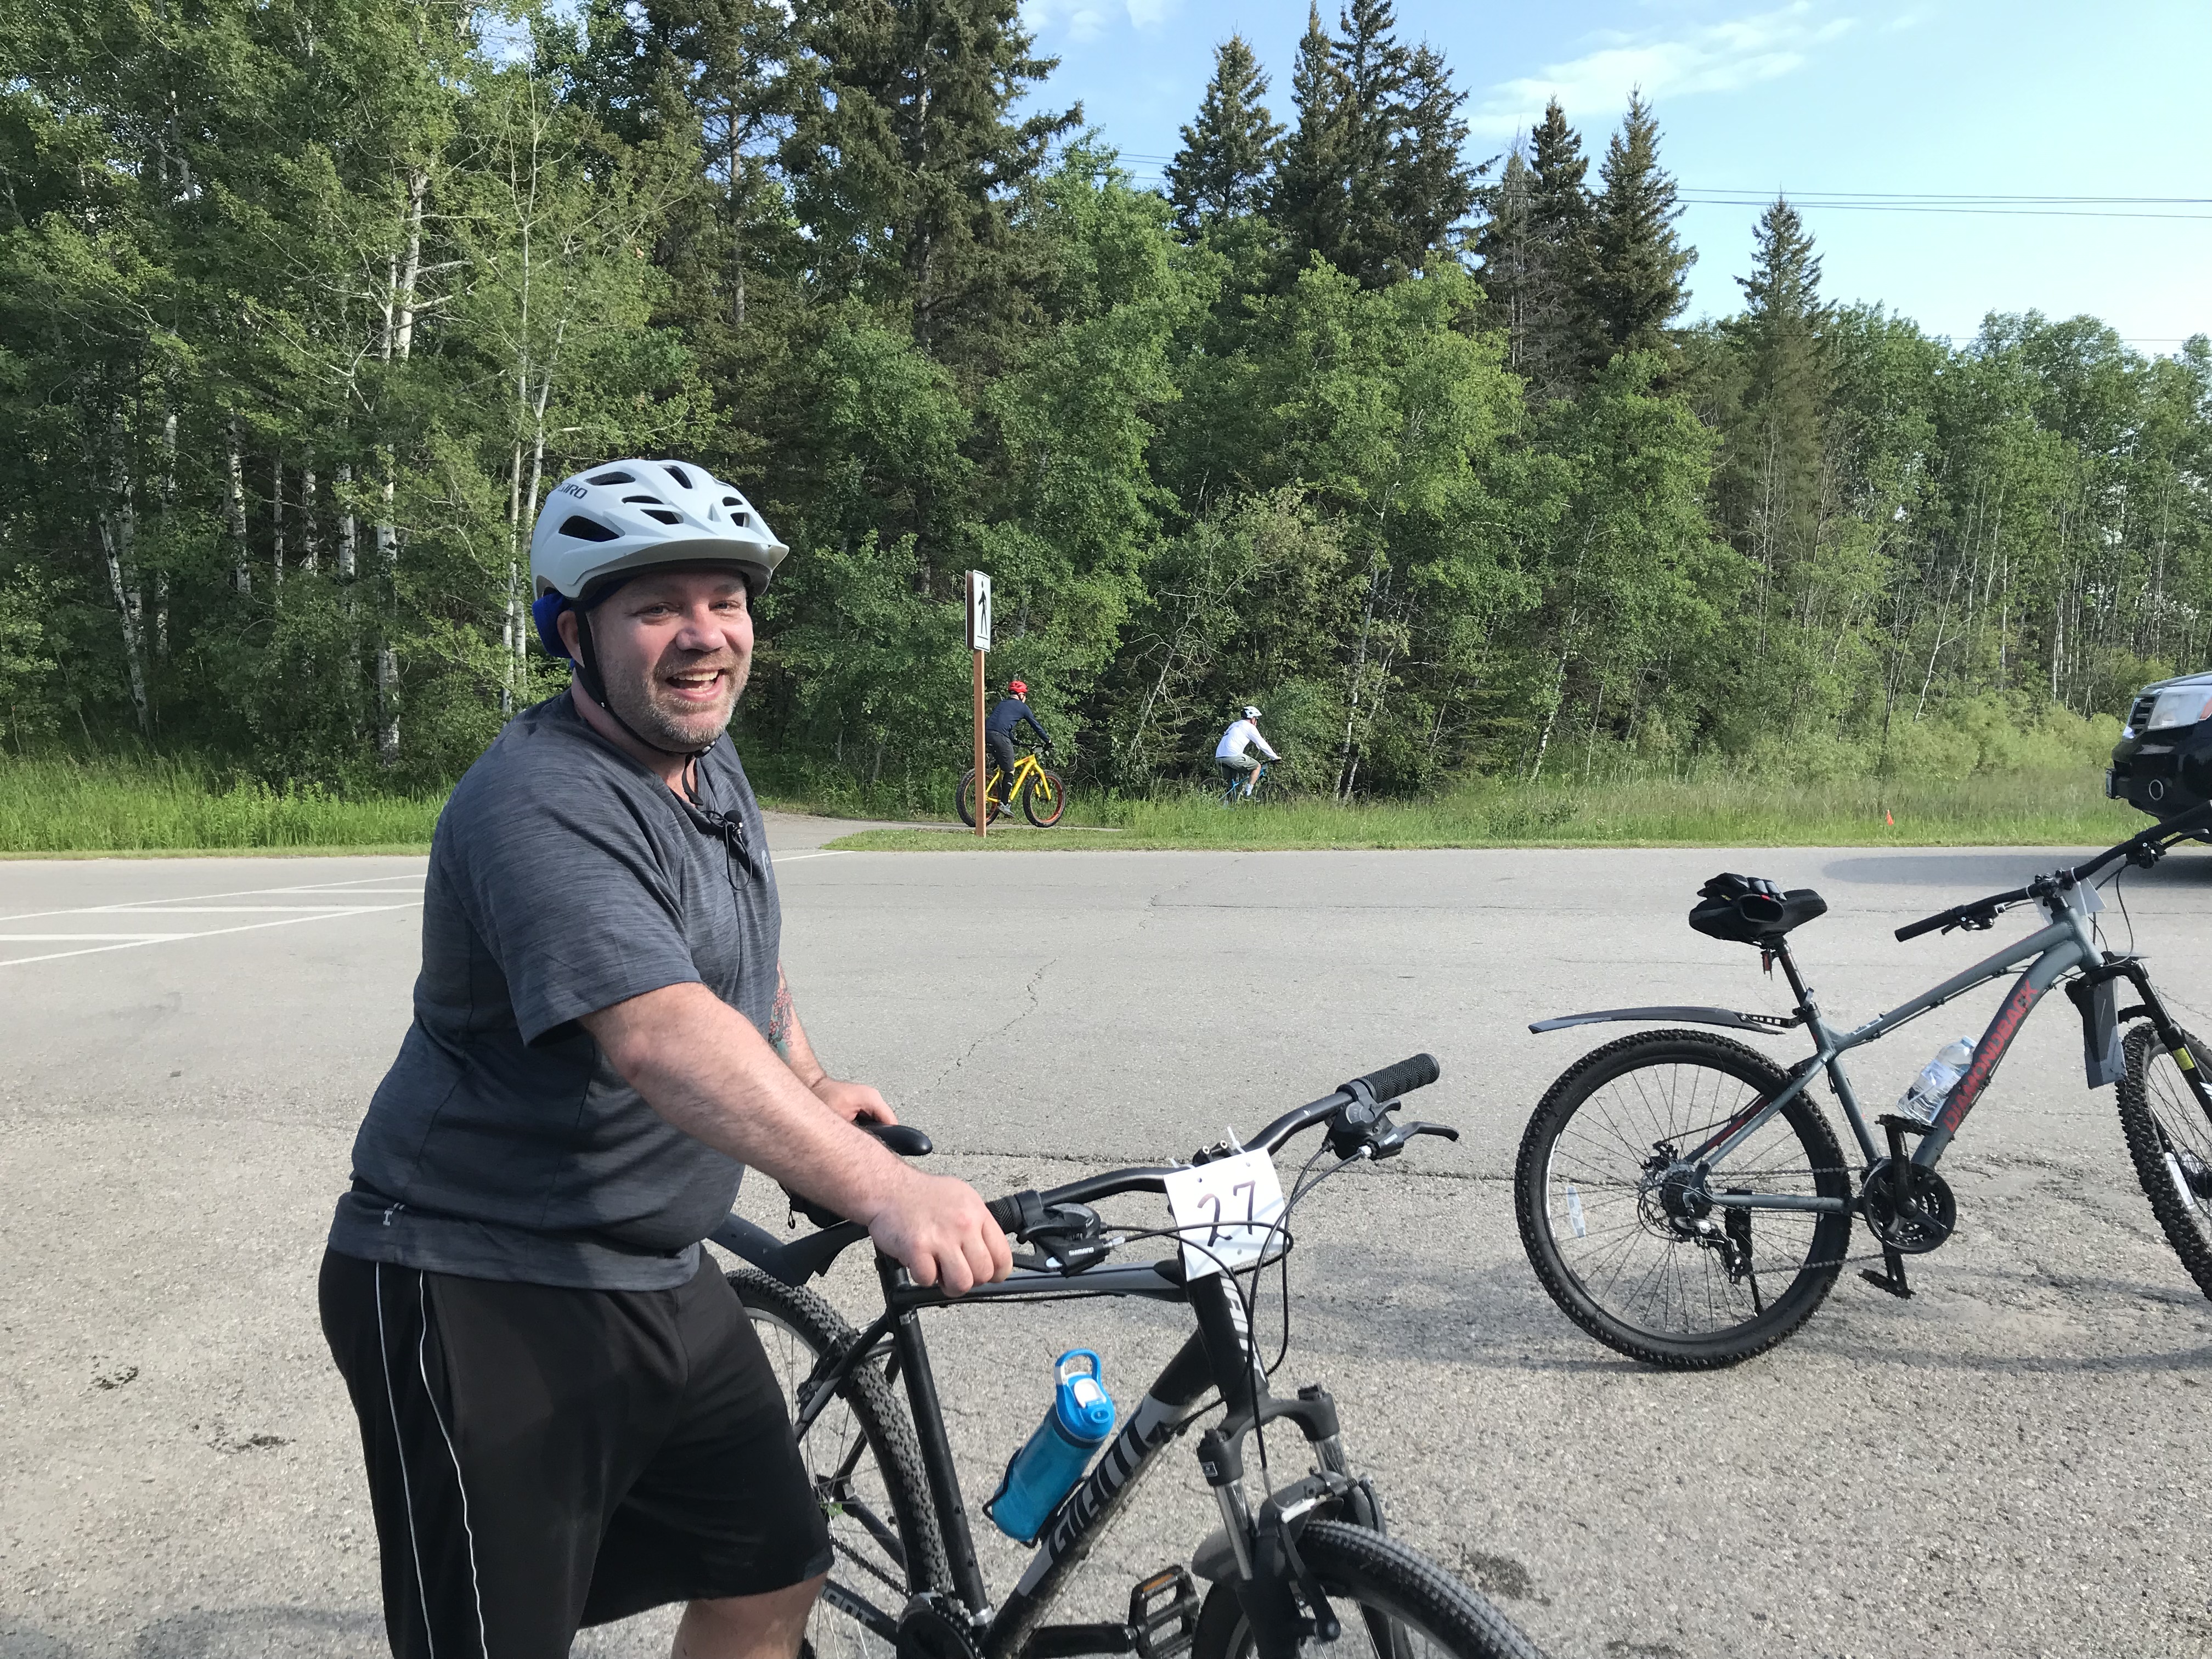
[957,748,1068,828]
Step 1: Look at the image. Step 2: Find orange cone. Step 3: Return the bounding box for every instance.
[1884,809,1895,826]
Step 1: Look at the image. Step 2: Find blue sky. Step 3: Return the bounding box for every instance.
[1015,0,2210,352]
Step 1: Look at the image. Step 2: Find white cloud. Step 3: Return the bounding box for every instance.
[1021,0,1173,42]
[1468,3,1858,139]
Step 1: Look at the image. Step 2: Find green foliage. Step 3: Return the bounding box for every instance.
[0,2,2206,846]
[1165,35,1283,232]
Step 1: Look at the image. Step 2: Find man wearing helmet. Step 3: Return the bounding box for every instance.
[1215,704,1279,802]
[319,460,1011,1659]
[985,678,1052,791]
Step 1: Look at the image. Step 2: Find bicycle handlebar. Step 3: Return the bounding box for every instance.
[984,1052,1443,1244]
[1894,802,2212,943]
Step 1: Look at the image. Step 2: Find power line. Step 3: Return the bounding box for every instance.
[1097,159,2212,219]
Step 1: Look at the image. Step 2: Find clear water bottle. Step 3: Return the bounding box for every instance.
[984,1350,1116,1544]
[1897,1037,1976,1125]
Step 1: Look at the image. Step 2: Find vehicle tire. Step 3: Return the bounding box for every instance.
[2117,1021,2212,1300]
[1514,1029,1853,1369]
[1022,769,1068,828]
[728,1269,948,1659]
[1189,1520,1545,1659]
[956,769,1007,828]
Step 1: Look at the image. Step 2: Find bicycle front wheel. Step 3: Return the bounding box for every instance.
[1514,1030,1852,1368]
[2118,1021,2212,1300]
[729,1269,947,1659]
[1190,1521,1544,1659]
[1022,768,1068,827]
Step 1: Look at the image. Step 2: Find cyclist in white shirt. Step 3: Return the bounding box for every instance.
[1214,705,1279,803]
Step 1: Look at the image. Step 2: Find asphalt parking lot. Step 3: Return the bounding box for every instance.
[4,825,2210,1659]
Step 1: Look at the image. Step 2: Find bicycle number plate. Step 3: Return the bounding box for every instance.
[1164,1150,1286,1279]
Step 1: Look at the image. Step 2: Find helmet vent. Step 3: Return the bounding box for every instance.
[621,493,666,505]
[559,515,620,543]
[641,507,681,525]
[586,470,635,487]
[662,464,693,489]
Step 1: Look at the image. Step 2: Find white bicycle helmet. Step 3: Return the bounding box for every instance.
[531,458,787,610]
[1243,705,1262,719]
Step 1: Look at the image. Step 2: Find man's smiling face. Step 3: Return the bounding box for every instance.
[566,568,754,753]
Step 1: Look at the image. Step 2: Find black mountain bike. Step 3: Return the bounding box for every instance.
[710,1056,1545,1659]
[1515,802,2212,1368]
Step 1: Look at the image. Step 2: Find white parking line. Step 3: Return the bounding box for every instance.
[0,871,426,968]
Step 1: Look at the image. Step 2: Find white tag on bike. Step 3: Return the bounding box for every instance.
[1164,1149,1286,1279]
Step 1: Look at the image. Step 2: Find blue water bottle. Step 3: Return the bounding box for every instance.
[984,1350,1116,1544]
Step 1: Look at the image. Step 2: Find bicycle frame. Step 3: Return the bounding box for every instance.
[1677,878,2115,1216]
[718,1212,1357,1659]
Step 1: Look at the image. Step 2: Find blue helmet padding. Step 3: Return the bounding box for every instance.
[532,591,572,659]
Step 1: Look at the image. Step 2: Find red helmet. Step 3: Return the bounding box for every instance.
[1008,679,1028,696]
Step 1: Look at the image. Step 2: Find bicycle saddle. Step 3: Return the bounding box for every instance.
[780,1121,932,1229]
[1688,872,1827,945]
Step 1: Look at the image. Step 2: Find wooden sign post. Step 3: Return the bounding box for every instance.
[967,571,992,840]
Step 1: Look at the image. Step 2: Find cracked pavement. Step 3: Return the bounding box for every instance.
[4,826,2212,1658]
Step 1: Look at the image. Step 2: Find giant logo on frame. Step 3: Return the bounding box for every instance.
[1938,976,2042,1133]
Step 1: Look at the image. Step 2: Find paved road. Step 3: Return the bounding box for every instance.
[4,829,2211,1659]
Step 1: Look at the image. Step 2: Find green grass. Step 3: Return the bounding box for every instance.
[0,759,443,854]
[0,755,2147,857]
[826,768,2147,853]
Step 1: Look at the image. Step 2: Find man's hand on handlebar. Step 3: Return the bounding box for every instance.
[861,1170,1014,1295]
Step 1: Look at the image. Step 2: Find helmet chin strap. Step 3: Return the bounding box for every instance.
[572,606,720,765]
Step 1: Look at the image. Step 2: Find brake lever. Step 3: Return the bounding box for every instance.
[1368,1120,1459,1160]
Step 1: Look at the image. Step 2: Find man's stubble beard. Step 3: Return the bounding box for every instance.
[605,654,752,753]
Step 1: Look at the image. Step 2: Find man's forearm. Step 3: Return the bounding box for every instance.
[766,962,828,1086]
[584,983,895,1217]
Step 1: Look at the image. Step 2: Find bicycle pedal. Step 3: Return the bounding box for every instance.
[1128,1566,1200,1659]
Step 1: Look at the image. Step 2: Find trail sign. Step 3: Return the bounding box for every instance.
[968,572,990,839]
[967,570,992,651]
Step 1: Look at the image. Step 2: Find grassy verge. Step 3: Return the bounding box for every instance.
[826,768,2145,852]
[0,759,443,855]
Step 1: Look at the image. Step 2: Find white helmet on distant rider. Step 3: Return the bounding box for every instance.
[1244,706,1261,720]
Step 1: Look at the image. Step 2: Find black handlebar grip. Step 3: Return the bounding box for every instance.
[1346,1052,1441,1102]
[987,1190,1045,1239]
[1894,910,1953,943]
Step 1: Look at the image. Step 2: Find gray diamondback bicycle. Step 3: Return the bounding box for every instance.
[1513,801,2212,1369]
[709,1056,1546,1659]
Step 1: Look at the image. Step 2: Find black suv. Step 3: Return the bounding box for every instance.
[2109,672,2212,819]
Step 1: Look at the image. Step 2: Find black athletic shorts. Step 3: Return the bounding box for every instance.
[319,1249,832,1659]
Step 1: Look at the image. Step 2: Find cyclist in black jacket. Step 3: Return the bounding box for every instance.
[986,679,1052,783]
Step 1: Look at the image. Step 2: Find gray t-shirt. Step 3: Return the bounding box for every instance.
[326,691,780,1290]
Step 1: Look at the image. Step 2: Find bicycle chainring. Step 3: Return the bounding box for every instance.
[1859,1159,1957,1254]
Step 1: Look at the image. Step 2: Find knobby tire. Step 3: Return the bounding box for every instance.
[1514,1029,1853,1368]
[2117,1022,2212,1301]
[957,769,1009,828]
[1022,769,1068,828]
[1189,1521,1545,1659]
[727,1269,947,1659]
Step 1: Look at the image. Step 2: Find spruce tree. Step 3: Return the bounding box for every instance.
[1165,34,1284,234]
[782,0,1078,356]
[1718,195,1831,629]
[1586,92,1694,365]
[1271,3,1346,278]
[1519,98,1599,396]
[1384,43,1477,277]
[1274,0,1474,287]
[1472,143,1536,369]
